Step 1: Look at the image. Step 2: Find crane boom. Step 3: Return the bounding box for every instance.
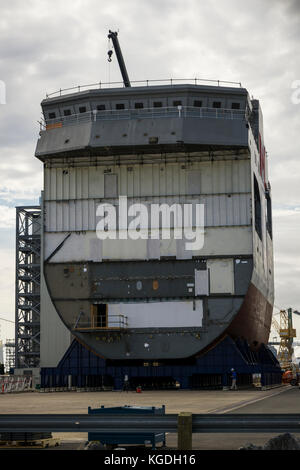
[108,30,131,88]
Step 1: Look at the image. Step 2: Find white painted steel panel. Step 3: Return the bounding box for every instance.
[89,238,103,262]
[108,300,203,328]
[195,269,209,295]
[176,238,193,260]
[45,232,95,262]
[199,227,252,256]
[147,239,160,259]
[40,269,72,367]
[44,226,252,263]
[89,168,104,198]
[207,258,234,294]
[43,157,253,262]
[44,194,251,233]
[187,170,201,195]
[160,238,177,257]
[44,159,251,201]
[102,238,148,260]
[104,174,118,198]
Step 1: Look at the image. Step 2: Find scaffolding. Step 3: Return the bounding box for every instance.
[15,207,41,368]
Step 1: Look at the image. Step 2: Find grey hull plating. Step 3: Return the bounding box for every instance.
[43,260,255,359]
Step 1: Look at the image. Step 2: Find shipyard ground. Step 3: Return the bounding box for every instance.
[0,385,299,450]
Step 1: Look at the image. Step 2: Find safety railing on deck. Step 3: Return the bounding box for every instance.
[42,105,246,131]
[45,78,242,98]
[73,314,128,331]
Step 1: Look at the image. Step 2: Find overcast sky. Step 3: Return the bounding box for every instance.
[0,0,300,353]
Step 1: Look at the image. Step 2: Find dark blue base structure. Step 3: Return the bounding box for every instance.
[88,405,166,450]
[41,335,282,390]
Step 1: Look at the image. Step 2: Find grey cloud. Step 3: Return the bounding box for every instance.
[0,0,299,322]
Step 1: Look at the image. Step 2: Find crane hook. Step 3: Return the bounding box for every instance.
[108,49,113,62]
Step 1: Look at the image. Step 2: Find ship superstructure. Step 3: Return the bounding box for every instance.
[35,78,274,362]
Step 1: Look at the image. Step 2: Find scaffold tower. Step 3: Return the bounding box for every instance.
[15,206,41,368]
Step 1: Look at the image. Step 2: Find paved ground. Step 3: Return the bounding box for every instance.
[0,385,299,450]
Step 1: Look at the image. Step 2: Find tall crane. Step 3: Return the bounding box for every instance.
[107,30,131,88]
[271,308,300,370]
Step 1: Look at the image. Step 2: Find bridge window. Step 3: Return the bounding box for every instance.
[63,109,71,116]
[173,100,182,107]
[97,104,106,111]
[116,103,125,110]
[213,101,222,108]
[153,101,163,108]
[49,112,56,119]
[254,175,262,240]
[134,102,144,109]
[193,100,202,107]
[79,106,86,113]
[231,102,240,109]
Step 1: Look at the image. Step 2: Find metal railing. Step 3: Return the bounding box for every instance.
[45,78,242,98]
[0,413,299,434]
[43,105,246,131]
[73,314,128,331]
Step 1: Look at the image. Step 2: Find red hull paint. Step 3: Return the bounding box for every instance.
[226,282,273,350]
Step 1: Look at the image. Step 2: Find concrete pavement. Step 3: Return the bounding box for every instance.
[0,385,298,450]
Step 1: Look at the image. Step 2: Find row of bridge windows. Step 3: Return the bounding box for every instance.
[48,100,241,120]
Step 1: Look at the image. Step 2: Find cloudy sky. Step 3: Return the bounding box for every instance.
[0,0,300,352]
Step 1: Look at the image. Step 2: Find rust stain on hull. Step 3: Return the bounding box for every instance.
[226,282,273,350]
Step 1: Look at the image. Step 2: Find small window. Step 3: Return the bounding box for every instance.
[97,104,106,111]
[153,102,162,108]
[63,109,71,116]
[116,103,125,110]
[49,112,56,119]
[231,102,240,110]
[173,100,182,107]
[79,106,86,113]
[193,100,202,107]
[134,102,144,109]
[212,101,221,108]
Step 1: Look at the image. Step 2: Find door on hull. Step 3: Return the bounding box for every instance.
[91,304,107,328]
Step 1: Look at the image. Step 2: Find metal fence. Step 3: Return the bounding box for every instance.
[43,105,246,131]
[45,78,243,99]
[0,413,300,449]
[73,314,128,331]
